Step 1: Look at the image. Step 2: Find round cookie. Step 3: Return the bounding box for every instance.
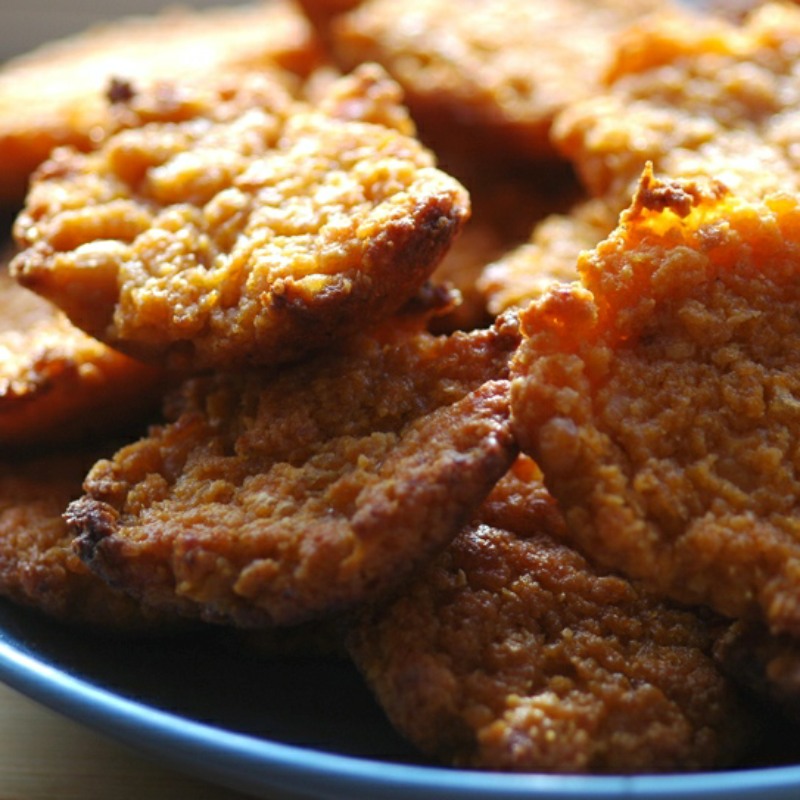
[13,67,469,371]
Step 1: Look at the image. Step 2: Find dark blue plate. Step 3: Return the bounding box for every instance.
[0,600,799,800]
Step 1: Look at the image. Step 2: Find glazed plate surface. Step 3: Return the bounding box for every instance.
[1,600,799,800]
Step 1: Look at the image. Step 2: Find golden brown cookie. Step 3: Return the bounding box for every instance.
[11,66,469,371]
[0,251,165,449]
[348,458,753,772]
[68,314,520,627]
[511,168,800,636]
[554,3,800,209]
[0,0,326,206]
[300,0,674,163]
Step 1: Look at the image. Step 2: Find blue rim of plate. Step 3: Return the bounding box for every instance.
[2,620,800,800]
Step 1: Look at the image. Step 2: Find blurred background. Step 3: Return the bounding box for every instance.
[2,0,248,62]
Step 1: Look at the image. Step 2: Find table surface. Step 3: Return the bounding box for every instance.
[0,681,307,800]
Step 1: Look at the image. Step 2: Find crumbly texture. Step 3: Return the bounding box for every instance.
[12,66,469,370]
[0,258,165,449]
[475,453,569,539]
[0,445,171,630]
[348,463,752,773]
[511,169,800,636]
[554,3,800,209]
[303,0,672,162]
[0,0,327,206]
[68,315,520,627]
[714,620,800,723]
[478,198,618,316]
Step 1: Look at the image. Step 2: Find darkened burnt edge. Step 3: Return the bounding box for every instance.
[366,192,470,281]
[240,191,469,370]
[627,162,728,221]
[346,379,518,602]
[66,495,120,566]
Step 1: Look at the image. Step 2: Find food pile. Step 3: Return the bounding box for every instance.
[2,0,800,775]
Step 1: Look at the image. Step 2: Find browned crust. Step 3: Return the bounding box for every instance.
[67,316,520,627]
[349,508,753,772]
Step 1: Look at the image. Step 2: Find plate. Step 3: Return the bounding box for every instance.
[1,599,800,800]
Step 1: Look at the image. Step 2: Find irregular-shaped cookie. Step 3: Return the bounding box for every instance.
[0,251,164,449]
[511,168,800,636]
[69,314,520,627]
[348,456,753,772]
[300,0,674,162]
[0,444,171,630]
[554,3,800,208]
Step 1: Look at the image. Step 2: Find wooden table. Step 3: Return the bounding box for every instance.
[0,682,307,800]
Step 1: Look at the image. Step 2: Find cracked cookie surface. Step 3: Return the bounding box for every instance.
[12,67,469,371]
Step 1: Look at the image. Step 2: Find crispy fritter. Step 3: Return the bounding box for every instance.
[67,314,520,627]
[714,620,800,723]
[554,3,800,209]
[0,445,171,630]
[0,254,165,449]
[511,168,800,636]
[11,66,469,371]
[348,459,753,773]
[478,198,618,316]
[0,0,326,206]
[300,0,673,162]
